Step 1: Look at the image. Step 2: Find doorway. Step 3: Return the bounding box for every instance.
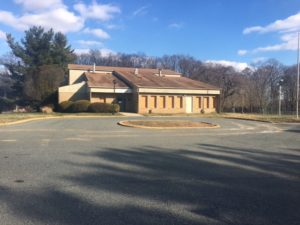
[185,96,192,113]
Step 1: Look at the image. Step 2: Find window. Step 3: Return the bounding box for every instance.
[142,96,148,108]
[197,97,201,108]
[150,96,157,108]
[204,97,209,108]
[159,96,166,108]
[177,96,183,108]
[212,97,216,108]
[169,96,175,108]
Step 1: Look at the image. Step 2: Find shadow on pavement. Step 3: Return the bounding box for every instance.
[0,143,299,225]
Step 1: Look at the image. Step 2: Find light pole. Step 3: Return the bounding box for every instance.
[112,79,117,115]
[297,32,300,119]
[278,79,284,116]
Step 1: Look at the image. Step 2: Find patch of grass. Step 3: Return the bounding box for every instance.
[119,120,217,128]
[143,112,299,123]
[221,113,300,123]
[0,112,122,125]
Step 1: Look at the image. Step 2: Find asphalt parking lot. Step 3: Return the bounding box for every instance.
[0,117,299,225]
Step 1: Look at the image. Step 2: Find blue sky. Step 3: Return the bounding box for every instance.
[0,0,300,70]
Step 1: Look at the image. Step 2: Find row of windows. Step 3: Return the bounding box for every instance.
[142,96,183,109]
[141,96,216,109]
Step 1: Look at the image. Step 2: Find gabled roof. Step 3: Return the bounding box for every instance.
[85,72,128,88]
[68,64,181,76]
[69,64,220,90]
[114,69,219,90]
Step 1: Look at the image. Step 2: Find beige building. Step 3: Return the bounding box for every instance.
[58,64,221,113]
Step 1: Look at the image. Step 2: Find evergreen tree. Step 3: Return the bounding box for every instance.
[6,26,75,106]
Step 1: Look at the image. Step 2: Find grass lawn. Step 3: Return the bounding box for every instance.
[0,112,121,125]
[220,113,300,123]
[144,112,300,123]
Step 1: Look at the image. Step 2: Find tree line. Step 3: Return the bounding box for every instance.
[0,26,299,114]
[76,50,298,114]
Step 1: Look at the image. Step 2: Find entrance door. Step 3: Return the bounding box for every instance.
[117,96,126,112]
[185,96,192,113]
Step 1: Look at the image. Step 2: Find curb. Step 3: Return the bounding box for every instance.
[118,120,220,129]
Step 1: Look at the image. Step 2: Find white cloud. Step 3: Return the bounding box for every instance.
[168,22,184,29]
[74,2,120,21]
[0,7,84,33]
[133,5,149,17]
[242,12,300,54]
[253,32,298,53]
[0,30,6,39]
[205,60,249,72]
[243,12,300,34]
[14,0,64,12]
[74,48,114,57]
[83,28,110,39]
[77,40,103,47]
[237,49,247,56]
[0,1,120,35]
[74,48,90,55]
[105,24,123,30]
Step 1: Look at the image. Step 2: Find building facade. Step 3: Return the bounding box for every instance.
[58,64,221,114]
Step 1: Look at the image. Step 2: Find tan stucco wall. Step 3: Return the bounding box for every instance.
[58,82,88,103]
[69,70,86,85]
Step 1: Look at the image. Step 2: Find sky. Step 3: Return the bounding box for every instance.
[0,0,300,70]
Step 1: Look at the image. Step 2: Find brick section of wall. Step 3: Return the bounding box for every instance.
[137,94,217,114]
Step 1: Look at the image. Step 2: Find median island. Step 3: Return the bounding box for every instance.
[118,120,219,129]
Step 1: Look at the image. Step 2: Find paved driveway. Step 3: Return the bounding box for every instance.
[0,117,299,225]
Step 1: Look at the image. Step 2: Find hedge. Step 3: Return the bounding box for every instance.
[58,100,120,113]
[69,100,90,113]
[88,102,120,113]
[58,101,73,112]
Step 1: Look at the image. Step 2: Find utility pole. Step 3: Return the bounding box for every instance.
[279,83,282,116]
[297,32,300,119]
[278,79,283,116]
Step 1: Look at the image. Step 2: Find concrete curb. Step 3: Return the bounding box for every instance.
[0,115,124,127]
[118,120,220,129]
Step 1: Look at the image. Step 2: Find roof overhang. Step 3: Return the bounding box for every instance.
[138,88,220,95]
[90,87,132,93]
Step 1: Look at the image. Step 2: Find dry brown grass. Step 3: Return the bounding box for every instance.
[222,113,299,123]
[119,120,218,128]
[144,112,300,123]
[0,112,121,125]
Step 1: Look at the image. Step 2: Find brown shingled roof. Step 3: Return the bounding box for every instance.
[68,64,181,76]
[70,64,219,90]
[114,70,219,90]
[85,72,128,88]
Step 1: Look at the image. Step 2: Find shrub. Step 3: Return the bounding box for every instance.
[40,104,54,113]
[112,103,120,113]
[88,102,120,113]
[58,101,73,112]
[0,97,15,112]
[69,100,90,113]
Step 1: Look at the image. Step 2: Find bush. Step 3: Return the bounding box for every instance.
[112,103,120,113]
[58,101,73,112]
[40,104,54,113]
[88,102,120,113]
[0,97,15,112]
[69,100,90,113]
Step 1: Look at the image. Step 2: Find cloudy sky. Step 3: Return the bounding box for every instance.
[0,0,300,69]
